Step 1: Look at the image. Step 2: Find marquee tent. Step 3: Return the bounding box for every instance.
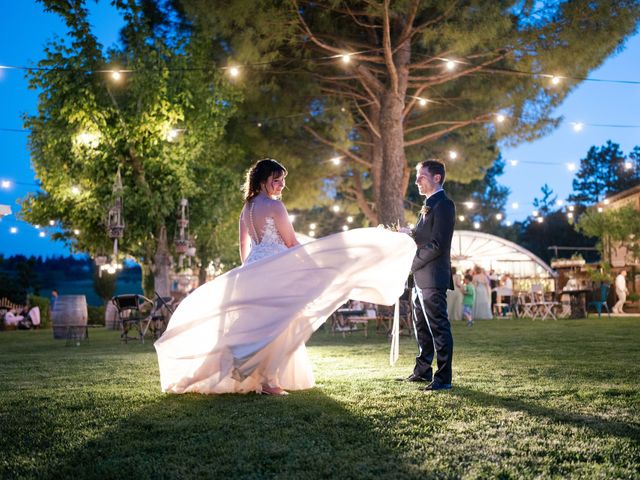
[451,230,556,278]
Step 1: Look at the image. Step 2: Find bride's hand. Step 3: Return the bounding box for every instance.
[398,227,413,235]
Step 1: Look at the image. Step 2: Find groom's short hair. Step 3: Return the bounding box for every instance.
[418,160,446,185]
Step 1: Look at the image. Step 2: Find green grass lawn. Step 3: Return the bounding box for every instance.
[1,317,639,479]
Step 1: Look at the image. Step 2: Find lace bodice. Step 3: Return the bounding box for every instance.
[245,217,287,265]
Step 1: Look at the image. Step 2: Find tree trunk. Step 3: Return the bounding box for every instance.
[153,225,172,298]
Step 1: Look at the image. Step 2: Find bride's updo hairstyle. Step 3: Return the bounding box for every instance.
[243,158,288,204]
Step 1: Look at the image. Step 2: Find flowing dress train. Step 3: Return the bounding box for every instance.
[154,227,415,394]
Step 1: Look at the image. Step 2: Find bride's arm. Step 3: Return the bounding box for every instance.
[272,201,300,248]
[239,211,251,263]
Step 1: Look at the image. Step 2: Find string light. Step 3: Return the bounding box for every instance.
[71,186,81,195]
[1,180,10,189]
[308,230,315,237]
[330,156,341,165]
[495,113,506,123]
[556,199,564,207]
[567,163,577,172]
[288,214,296,223]
[532,210,539,217]
[571,122,584,132]
[111,70,122,81]
[536,217,544,223]
[597,207,604,212]
[331,205,340,213]
[624,161,633,170]
[458,215,465,222]
[550,75,562,85]
[603,199,610,205]
[445,59,456,71]
[418,98,428,107]
[340,53,351,64]
[346,216,353,223]
[495,213,503,220]
[73,229,80,235]
[464,201,474,209]
[227,66,240,78]
[9,227,17,234]
[309,223,316,230]
[342,225,349,231]
[567,212,574,219]
[568,205,575,212]
[509,160,518,167]
[48,220,55,226]
[39,231,46,238]
[511,202,519,209]
[505,220,513,227]
[34,224,40,229]
[473,221,480,229]
[448,150,458,160]
[76,131,100,148]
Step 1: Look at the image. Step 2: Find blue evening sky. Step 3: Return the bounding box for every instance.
[1,1,639,257]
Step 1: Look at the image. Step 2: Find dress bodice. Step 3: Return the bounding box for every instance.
[245,217,287,265]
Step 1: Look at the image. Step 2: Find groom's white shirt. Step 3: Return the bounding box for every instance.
[425,187,443,200]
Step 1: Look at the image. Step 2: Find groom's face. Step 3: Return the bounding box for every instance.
[415,167,441,196]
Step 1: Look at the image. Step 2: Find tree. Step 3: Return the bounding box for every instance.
[184,0,640,225]
[576,204,640,262]
[20,0,241,294]
[568,141,640,205]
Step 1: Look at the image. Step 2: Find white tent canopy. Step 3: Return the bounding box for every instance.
[451,230,556,278]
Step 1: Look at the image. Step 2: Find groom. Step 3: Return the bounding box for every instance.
[399,159,456,391]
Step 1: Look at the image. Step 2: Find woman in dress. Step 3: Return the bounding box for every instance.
[472,265,493,320]
[155,159,416,396]
[446,266,464,321]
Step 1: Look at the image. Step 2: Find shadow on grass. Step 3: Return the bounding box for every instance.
[452,386,640,442]
[41,391,422,479]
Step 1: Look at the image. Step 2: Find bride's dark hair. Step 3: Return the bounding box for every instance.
[243,158,288,204]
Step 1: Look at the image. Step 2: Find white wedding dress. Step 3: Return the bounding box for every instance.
[154,225,415,394]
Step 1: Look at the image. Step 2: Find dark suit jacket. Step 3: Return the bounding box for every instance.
[410,190,456,290]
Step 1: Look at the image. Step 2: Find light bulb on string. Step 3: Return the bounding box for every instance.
[511,202,519,209]
[509,160,518,167]
[550,75,561,86]
[288,214,296,223]
[166,128,179,142]
[448,150,458,160]
[536,217,544,223]
[73,229,80,235]
[309,223,316,230]
[532,210,539,217]
[330,156,341,165]
[418,97,428,107]
[624,161,633,170]
[458,215,465,222]
[342,226,349,231]
[567,212,574,219]
[505,220,513,227]
[340,53,351,64]
[572,122,584,132]
[556,199,564,207]
[346,216,353,223]
[10,227,17,234]
[111,70,122,81]
[1,180,10,189]
[228,66,240,78]
[445,59,456,70]
[464,201,474,209]
[71,186,81,195]
[39,232,46,238]
[568,205,575,212]
[49,220,55,226]
[597,207,604,213]
[495,213,503,221]
[34,224,40,229]
[332,205,340,213]
[308,230,316,237]
[604,199,610,205]
[473,221,480,229]
[567,163,577,172]
[495,113,506,123]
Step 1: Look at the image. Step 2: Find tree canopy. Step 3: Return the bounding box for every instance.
[21,0,242,294]
[183,0,640,225]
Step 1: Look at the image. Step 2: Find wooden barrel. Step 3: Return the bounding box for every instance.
[52,295,88,339]
[104,300,119,330]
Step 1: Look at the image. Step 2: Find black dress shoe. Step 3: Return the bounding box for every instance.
[395,373,432,383]
[422,380,452,391]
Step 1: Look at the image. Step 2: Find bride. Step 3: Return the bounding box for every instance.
[155,159,416,396]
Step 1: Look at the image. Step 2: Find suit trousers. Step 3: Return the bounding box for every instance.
[411,286,453,384]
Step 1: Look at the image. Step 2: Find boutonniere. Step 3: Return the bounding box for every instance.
[420,205,431,217]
